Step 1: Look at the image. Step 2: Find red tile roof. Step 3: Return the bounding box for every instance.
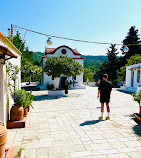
[45,45,81,56]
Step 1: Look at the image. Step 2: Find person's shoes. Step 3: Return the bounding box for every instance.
[99,116,103,120]
[106,116,110,120]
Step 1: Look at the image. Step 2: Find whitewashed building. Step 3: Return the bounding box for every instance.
[40,45,84,89]
[121,63,141,93]
[0,32,21,126]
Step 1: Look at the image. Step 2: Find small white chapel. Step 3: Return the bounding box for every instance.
[40,45,84,89]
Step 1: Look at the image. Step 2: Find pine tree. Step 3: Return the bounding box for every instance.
[120,26,141,66]
[106,44,119,82]
[95,44,119,82]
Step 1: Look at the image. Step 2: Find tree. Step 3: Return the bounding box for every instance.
[120,26,141,66]
[95,44,119,82]
[43,56,83,89]
[120,54,141,77]
[106,44,119,82]
[8,32,42,83]
[83,68,94,82]
[21,58,42,83]
[95,60,109,81]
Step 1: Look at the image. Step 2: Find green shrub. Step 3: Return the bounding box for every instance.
[132,91,141,101]
[22,89,34,109]
[47,84,54,90]
[12,90,26,105]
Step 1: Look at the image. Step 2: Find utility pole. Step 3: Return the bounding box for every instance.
[11,24,13,43]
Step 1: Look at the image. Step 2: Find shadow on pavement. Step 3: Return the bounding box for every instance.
[123,114,134,117]
[33,95,68,101]
[116,89,133,95]
[132,123,141,137]
[80,120,104,126]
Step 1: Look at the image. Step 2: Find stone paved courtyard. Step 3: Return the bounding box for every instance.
[7,87,141,158]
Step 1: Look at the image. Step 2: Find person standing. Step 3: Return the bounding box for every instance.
[86,78,89,85]
[65,78,69,94]
[97,74,112,120]
[73,79,75,89]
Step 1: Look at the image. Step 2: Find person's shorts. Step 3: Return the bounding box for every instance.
[100,98,110,103]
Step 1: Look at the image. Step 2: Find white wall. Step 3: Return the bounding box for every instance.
[0,65,4,124]
[126,63,141,88]
[0,56,21,126]
[47,46,81,59]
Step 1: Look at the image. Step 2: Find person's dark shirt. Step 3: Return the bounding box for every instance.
[98,81,112,98]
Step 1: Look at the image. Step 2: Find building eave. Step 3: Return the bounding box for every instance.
[0,32,21,56]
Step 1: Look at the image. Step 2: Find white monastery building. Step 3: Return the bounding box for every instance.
[40,45,84,89]
[0,32,21,126]
[121,63,141,93]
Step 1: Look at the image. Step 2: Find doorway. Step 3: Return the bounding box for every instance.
[61,77,67,89]
[131,70,134,87]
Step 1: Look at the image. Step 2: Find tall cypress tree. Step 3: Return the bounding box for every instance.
[95,44,119,82]
[106,44,119,82]
[120,26,141,66]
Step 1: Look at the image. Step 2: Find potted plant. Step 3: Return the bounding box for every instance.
[133,90,141,122]
[10,90,26,121]
[22,90,34,115]
[0,122,7,158]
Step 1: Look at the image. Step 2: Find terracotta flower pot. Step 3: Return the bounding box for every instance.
[10,104,24,121]
[27,106,30,112]
[0,122,7,158]
[24,109,28,116]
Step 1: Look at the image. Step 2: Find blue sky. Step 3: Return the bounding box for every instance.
[1,0,141,55]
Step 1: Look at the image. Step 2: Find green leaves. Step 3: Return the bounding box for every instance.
[43,55,83,77]
[6,61,20,92]
[12,90,26,105]
[84,68,94,82]
[120,54,141,77]
[133,91,141,101]
[22,90,34,109]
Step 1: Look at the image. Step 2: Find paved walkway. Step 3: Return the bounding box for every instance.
[7,87,141,158]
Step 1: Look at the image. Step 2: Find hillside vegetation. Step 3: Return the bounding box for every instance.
[33,53,106,71]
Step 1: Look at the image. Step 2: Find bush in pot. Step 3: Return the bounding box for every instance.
[133,91,141,115]
[10,90,26,121]
[22,90,34,115]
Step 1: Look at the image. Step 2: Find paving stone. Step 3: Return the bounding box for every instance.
[92,149,119,155]
[60,144,85,153]
[107,153,130,158]
[127,151,141,158]
[123,141,141,147]
[117,147,137,153]
[70,151,93,157]
[21,149,36,158]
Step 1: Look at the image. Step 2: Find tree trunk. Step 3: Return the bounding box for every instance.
[54,77,60,90]
[29,74,31,84]
[138,100,141,115]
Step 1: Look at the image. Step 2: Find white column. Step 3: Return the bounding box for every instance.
[0,65,4,124]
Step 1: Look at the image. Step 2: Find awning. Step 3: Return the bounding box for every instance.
[128,67,141,70]
[0,45,18,58]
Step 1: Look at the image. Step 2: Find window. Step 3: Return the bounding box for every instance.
[137,70,140,83]
[52,76,54,80]
[61,49,67,54]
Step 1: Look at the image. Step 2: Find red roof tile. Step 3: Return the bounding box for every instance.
[45,45,81,56]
